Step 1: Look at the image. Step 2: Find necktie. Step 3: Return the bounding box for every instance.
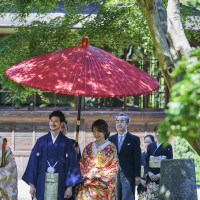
[119,135,123,151]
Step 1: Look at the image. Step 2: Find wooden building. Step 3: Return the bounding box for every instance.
[0,110,165,178]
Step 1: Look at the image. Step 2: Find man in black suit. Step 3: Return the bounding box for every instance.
[109,112,141,200]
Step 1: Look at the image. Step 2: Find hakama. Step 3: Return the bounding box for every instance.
[22,132,82,200]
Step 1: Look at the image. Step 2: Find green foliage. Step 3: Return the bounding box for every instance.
[175,136,200,184]
[159,47,200,142]
[0,0,197,105]
[80,0,153,54]
[0,0,154,103]
[0,19,82,102]
[180,0,200,10]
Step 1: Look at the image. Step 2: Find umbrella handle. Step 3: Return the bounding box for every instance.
[75,96,82,145]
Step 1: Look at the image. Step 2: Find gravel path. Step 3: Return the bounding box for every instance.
[18,180,200,200]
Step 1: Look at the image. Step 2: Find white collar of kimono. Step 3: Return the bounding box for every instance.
[50,131,59,144]
[156,141,163,148]
[92,140,111,155]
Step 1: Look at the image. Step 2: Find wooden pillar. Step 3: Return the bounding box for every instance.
[33,94,36,110]
[82,97,85,110]
[12,124,15,152]
[124,97,127,110]
[54,93,56,107]
[12,92,14,107]
[104,98,106,108]
[33,124,36,146]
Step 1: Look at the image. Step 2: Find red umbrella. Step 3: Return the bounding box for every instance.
[5,37,159,142]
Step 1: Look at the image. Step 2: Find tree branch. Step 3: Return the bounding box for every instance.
[167,0,191,58]
[187,138,200,156]
[72,0,106,28]
[157,0,179,63]
[137,0,155,10]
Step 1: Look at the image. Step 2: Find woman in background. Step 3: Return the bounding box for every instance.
[0,136,18,199]
[145,127,173,200]
[137,135,154,200]
[76,119,118,200]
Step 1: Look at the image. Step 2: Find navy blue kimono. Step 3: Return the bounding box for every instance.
[67,138,81,200]
[69,138,81,161]
[144,141,173,184]
[22,132,82,200]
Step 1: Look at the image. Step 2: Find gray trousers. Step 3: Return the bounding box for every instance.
[117,169,135,200]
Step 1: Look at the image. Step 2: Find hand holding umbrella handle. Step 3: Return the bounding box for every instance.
[74,141,78,148]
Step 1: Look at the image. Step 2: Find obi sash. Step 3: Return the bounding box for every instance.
[149,156,166,168]
[44,173,59,200]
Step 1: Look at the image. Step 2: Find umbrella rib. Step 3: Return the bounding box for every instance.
[90,47,132,96]
[88,47,114,97]
[97,47,158,95]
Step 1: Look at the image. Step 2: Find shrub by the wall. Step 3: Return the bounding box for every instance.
[175,136,200,185]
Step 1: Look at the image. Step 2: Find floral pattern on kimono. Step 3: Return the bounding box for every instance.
[146,181,159,200]
[76,141,118,200]
[0,137,18,200]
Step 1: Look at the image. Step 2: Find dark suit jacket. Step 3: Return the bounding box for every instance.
[109,132,141,189]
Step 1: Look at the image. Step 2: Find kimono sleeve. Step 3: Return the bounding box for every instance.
[0,144,18,199]
[22,140,40,186]
[65,142,82,187]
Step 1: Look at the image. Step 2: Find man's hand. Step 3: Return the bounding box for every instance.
[74,145,80,155]
[64,186,72,198]
[29,184,36,198]
[135,176,141,185]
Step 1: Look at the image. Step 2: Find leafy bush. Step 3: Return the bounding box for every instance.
[175,136,200,184]
[159,47,200,141]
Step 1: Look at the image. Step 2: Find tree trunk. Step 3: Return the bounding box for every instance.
[167,0,192,58]
[137,0,200,155]
[137,0,175,91]
[188,139,200,156]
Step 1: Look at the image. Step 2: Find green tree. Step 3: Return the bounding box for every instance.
[159,47,200,155]
[175,136,200,184]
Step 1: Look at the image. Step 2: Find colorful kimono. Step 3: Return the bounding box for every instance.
[22,132,82,200]
[137,151,147,200]
[76,141,118,200]
[0,137,18,200]
[145,141,173,200]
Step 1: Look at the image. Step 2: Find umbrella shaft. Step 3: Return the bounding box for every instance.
[76,96,82,144]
